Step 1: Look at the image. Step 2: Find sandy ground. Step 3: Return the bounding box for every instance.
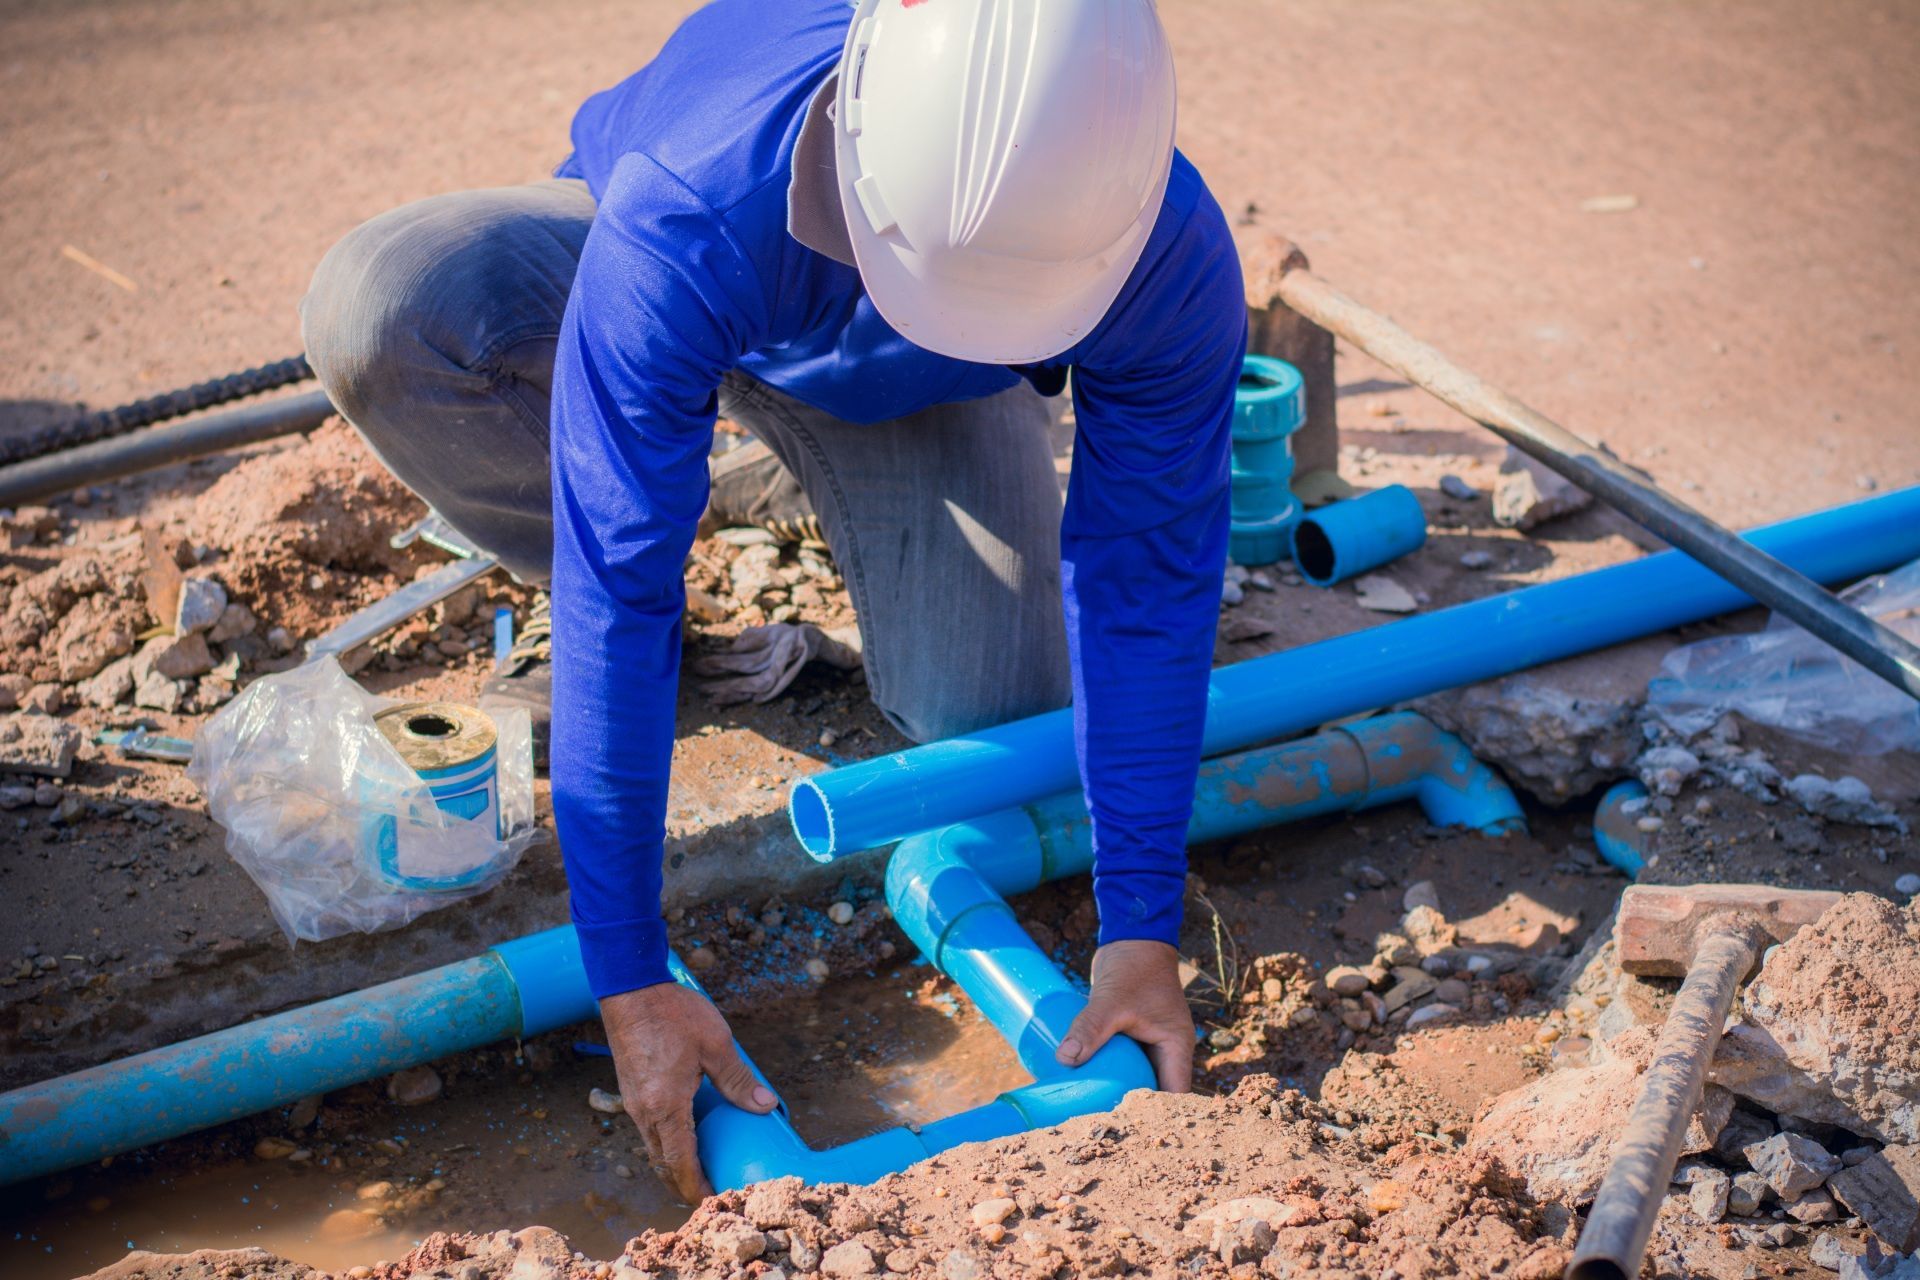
[3,1,1920,1278]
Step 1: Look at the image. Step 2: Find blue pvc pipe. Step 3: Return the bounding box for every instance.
[1594,779,1652,877]
[790,487,1920,861]
[1229,355,1306,566]
[0,711,1520,1190]
[1291,484,1429,586]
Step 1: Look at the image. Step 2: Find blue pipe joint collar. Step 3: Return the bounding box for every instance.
[1229,355,1307,566]
[490,926,597,1036]
[1291,484,1429,586]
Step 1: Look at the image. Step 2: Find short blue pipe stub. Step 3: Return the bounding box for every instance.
[1229,355,1307,566]
[1291,483,1429,586]
[1594,780,1652,877]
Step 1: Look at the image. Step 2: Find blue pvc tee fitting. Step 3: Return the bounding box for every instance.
[1229,355,1307,566]
[1291,483,1429,586]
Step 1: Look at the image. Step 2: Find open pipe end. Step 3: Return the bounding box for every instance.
[789,780,838,863]
[1566,1258,1628,1280]
[1291,516,1340,585]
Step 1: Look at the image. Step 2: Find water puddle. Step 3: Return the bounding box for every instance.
[3,966,1026,1279]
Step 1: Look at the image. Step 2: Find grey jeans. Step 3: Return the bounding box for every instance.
[300,179,1071,742]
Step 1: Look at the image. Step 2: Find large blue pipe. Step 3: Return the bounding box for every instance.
[1594,779,1653,877]
[790,487,1920,861]
[0,715,1515,1189]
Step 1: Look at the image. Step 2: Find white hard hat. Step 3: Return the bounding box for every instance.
[834,0,1177,364]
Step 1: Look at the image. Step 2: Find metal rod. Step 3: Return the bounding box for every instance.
[1268,249,1920,702]
[0,388,335,508]
[1568,925,1760,1280]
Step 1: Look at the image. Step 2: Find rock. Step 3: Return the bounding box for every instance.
[1466,1026,1729,1205]
[253,1136,298,1160]
[76,654,134,709]
[705,1220,768,1264]
[1896,874,1920,897]
[1746,1133,1843,1200]
[1354,574,1418,614]
[0,713,83,777]
[820,1241,877,1277]
[266,626,294,654]
[1711,895,1920,1144]
[1459,549,1495,571]
[1636,745,1702,797]
[1715,1109,1776,1166]
[1494,445,1593,530]
[54,598,134,682]
[1434,978,1470,1006]
[827,901,855,925]
[1789,1187,1844,1224]
[1729,1170,1771,1216]
[33,781,60,807]
[883,1247,917,1274]
[1810,1234,1853,1272]
[685,947,718,972]
[0,785,34,810]
[1406,1003,1458,1030]
[1691,1168,1731,1222]
[940,1250,985,1280]
[970,1197,1016,1228]
[1439,474,1479,502]
[588,1087,624,1114]
[208,602,258,645]
[1784,774,1909,833]
[381,1064,441,1106]
[175,577,228,634]
[1403,904,1456,954]
[22,682,61,714]
[1764,1223,1798,1248]
[140,631,215,680]
[1829,1146,1920,1252]
[1220,1217,1277,1265]
[1383,970,1438,1013]
[743,1178,820,1231]
[1403,880,1442,913]
[133,663,186,712]
[1326,966,1372,997]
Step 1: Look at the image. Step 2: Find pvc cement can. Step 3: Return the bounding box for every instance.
[366,701,501,892]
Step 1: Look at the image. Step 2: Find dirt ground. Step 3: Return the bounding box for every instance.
[3,1,1920,1279]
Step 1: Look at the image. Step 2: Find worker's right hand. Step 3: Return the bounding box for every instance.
[598,982,779,1205]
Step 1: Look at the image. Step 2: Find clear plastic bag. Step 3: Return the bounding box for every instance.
[1647,558,1920,756]
[187,656,536,942]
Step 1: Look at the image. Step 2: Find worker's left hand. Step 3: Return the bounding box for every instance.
[1054,938,1195,1092]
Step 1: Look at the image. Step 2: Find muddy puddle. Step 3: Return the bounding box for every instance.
[3,966,1027,1279]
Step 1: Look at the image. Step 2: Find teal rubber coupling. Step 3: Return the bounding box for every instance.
[1230,354,1307,565]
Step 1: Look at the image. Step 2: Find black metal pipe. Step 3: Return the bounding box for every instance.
[0,389,335,508]
[1568,926,1760,1280]
[1271,253,1920,703]
[0,354,314,466]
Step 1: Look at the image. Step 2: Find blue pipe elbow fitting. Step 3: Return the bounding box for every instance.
[1290,483,1429,586]
[1594,779,1652,877]
[1229,355,1307,566]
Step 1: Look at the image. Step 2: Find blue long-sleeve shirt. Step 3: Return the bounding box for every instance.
[550,0,1246,1000]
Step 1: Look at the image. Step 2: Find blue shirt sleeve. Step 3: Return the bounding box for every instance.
[548,153,767,1000]
[1064,189,1245,951]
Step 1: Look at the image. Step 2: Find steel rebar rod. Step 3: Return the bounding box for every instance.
[1268,246,1920,702]
[1568,924,1760,1280]
[0,388,334,507]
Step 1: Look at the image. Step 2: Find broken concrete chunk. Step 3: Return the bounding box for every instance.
[1712,895,1920,1144]
[1729,1170,1772,1216]
[1789,1187,1844,1224]
[135,631,214,682]
[1715,1109,1775,1166]
[1784,774,1909,833]
[1494,445,1594,530]
[1746,1133,1843,1201]
[1465,1026,1727,1205]
[76,654,135,710]
[1690,1168,1731,1222]
[207,601,258,645]
[1829,1146,1920,1253]
[0,713,83,777]
[174,576,228,635]
[1636,744,1702,797]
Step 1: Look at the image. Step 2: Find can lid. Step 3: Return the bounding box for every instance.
[374,702,497,773]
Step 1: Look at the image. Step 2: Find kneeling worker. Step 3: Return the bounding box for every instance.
[303,0,1246,1201]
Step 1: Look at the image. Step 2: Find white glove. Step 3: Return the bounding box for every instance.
[690,623,863,706]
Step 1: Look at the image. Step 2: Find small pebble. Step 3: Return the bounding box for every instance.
[1440,475,1478,501]
[827,901,855,925]
[1894,872,1920,896]
[805,957,831,980]
[588,1087,624,1114]
[1458,550,1494,571]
